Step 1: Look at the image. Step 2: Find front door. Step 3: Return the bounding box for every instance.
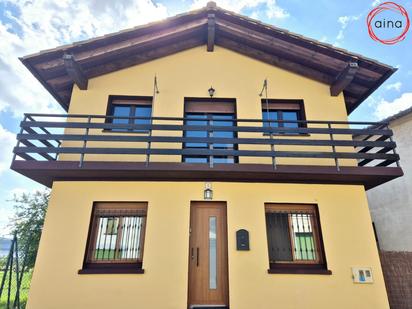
[188,202,229,308]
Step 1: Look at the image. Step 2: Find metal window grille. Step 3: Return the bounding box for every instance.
[87,206,147,263]
[265,206,321,263]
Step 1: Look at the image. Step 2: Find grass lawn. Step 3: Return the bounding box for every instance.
[0,270,32,309]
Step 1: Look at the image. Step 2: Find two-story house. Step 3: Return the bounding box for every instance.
[11,3,403,309]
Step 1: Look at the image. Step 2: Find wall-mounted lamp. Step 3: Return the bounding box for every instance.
[208,86,215,98]
[204,182,213,200]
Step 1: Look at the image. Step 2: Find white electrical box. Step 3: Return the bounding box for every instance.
[352,267,373,284]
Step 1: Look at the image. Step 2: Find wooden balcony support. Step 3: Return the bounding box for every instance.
[63,54,88,90]
[330,62,359,96]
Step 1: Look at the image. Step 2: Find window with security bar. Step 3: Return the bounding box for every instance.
[80,202,147,274]
[265,204,329,274]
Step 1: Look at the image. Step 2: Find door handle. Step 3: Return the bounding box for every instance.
[196,247,199,267]
[191,247,194,260]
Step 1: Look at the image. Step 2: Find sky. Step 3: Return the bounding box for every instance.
[0,0,411,236]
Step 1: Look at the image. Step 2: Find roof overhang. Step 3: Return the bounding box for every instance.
[20,2,396,113]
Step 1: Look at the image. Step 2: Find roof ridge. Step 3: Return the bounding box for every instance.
[21,2,396,70]
[20,5,209,60]
[380,106,412,124]
[213,7,395,70]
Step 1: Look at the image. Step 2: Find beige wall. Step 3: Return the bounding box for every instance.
[27,181,389,309]
[69,46,347,118]
[60,46,355,166]
[367,112,412,251]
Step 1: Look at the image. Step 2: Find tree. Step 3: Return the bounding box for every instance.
[8,190,49,269]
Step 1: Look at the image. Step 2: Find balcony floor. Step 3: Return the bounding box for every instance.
[10,160,403,189]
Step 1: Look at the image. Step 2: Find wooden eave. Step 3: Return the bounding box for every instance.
[20,2,396,113]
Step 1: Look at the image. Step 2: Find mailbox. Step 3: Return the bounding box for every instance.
[236,229,250,250]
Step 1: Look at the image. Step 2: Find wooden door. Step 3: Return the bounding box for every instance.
[188,202,229,308]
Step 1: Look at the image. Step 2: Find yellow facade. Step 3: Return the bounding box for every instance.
[61,46,355,166]
[69,46,347,119]
[26,46,389,308]
[27,182,389,309]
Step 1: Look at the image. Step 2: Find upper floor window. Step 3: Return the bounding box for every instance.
[106,95,152,131]
[265,203,330,274]
[261,99,306,129]
[183,98,237,164]
[80,202,147,274]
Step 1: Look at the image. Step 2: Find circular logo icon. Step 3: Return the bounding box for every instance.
[367,1,410,44]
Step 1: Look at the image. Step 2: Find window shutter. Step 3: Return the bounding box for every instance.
[266,213,293,262]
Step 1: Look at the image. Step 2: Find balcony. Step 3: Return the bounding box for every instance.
[10,114,403,189]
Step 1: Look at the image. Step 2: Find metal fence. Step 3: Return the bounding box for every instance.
[0,235,33,309]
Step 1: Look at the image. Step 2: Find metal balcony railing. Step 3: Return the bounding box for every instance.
[11,113,400,170]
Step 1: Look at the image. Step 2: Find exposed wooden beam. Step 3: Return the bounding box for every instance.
[215,19,378,90]
[63,54,88,90]
[330,62,359,96]
[206,2,216,52]
[49,36,204,91]
[20,58,69,110]
[207,13,216,52]
[38,18,208,73]
[216,36,334,85]
[217,20,344,75]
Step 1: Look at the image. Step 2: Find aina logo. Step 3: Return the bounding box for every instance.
[367,1,410,44]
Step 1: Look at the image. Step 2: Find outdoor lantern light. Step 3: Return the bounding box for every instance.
[204,182,213,200]
[208,86,215,98]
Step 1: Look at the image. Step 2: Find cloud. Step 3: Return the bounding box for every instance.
[385,82,402,91]
[335,14,361,42]
[338,16,350,29]
[250,11,260,19]
[338,15,361,29]
[336,30,344,42]
[0,207,14,237]
[0,124,16,175]
[319,36,328,43]
[374,92,412,119]
[8,187,29,198]
[372,0,381,7]
[265,0,289,19]
[190,0,289,19]
[0,0,169,118]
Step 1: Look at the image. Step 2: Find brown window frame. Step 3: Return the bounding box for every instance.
[104,95,153,133]
[79,202,148,274]
[261,99,307,132]
[184,97,236,114]
[182,97,238,164]
[264,203,331,275]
